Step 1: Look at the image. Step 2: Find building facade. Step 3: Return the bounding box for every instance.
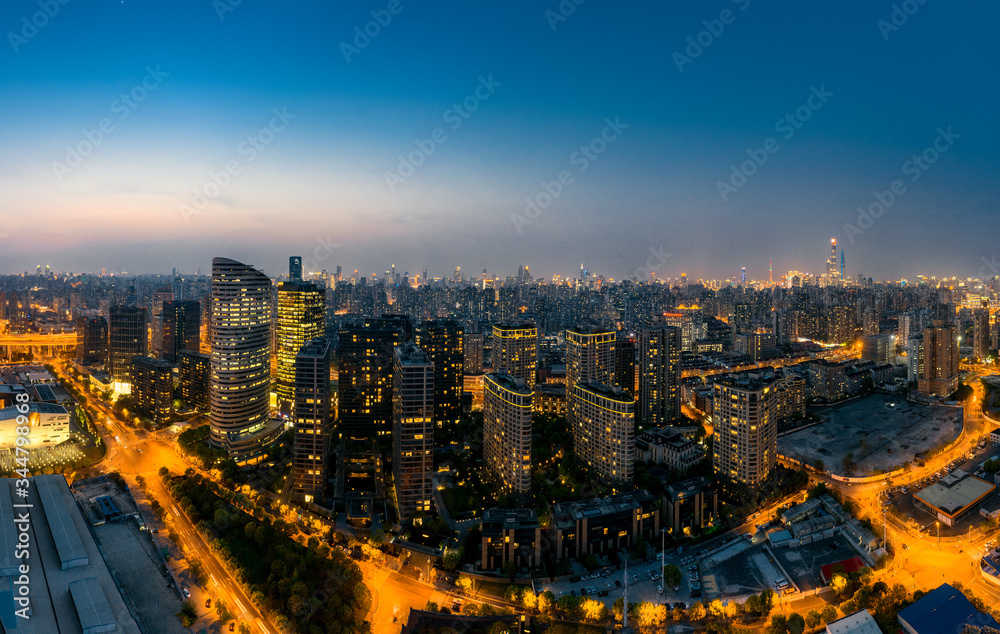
[108,306,147,390]
[75,316,108,365]
[568,382,635,485]
[492,323,537,389]
[415,320,464,428]
[712,372,779,495]
[160,300,201,362]
[292,338,332,503]
[275,280,325,415]
[209,257,278,463]
[178,350,210,411]
[637,322,681,429]
[919,320,959,397]
[483,372,533,495]
[131,356,174,423]
[392,343,435,520]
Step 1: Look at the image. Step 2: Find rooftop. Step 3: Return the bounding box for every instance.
[914,475,996,517]
[897,583,999,634]
[826,609,881,634]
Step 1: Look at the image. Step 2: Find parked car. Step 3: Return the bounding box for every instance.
[657,585,664,594]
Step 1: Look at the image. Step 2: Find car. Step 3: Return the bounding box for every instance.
[598,590,609,597]
[606,582,612,590]
[182,588,190,599]
[632,575,639,583]
[657,585,664,594]
[902,543,909,550]
[685,602,691,609]
[570,590,576,596]
[229,624,236,632]
[615,580,621,588]
[602,570,611,577]
[205,599,212,608]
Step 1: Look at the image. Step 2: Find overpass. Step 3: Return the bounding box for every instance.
[0,332,77,359]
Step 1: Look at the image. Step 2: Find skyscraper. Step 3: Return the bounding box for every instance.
[150,285,174,358]
[276,280,325,415]
[973,310,990,361]
[292,338,332,503]
[920,320,959,397]
[338,316,411,440]
[392,343,435,520]
[568,382,635,485]
[463,332,484,374]
[826,238,839,283]
[483,372,533,495]
[75,316,108,365]
[637,322,681,428]
[614,333,636,396]
[712,372,778,495]
[210,257,279,463]
[160,300,201,362]
[108,306,147,390]
[415,320,464,427]
[289,256,303,282]
[492,322,537,389]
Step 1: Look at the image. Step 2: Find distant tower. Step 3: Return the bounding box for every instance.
[289,256,303,282]
[741,267,746,285]
[840,250,845,279]
[769,260,773,285]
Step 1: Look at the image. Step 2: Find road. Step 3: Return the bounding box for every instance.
[53,359,280,633]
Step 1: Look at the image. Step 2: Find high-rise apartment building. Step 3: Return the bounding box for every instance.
[392,343,435,520]
[292,338,331,503]
[160,300,201,362]
[861,334,894,365]
[483,372,533,495]
[75,316,108,365]
[463,332,484,374]
[131,356,173,423]
[906,336,924,383]
[275,280,325,415]
[178,350,211,411]
[568,382,635,485]
[210,258,279,463]
[415,320,464,427]
[637,322,681,429]
[919,320,959,398]
[109,306,147,390]
[712,372,779,495]
[565,326,616,387]
[973,310,990,361]
[492,323,537,389]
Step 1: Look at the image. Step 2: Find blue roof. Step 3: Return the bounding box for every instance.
[897,584,999,634]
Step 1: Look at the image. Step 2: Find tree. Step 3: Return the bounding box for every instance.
[443,546,464,571]
[501,561,517,580]
[842,453,856,475]
[583,554,600,570]
[662,564,682,588]
[238,624,251,634]
[813,459,825,473]
[786,612,805,634]
[537,590,555,613]
[580,597,606,623]
[215,598,231,624]
[768,614,788,633]
[805,610,822,629]
[176,600,197,627]
[689,601,706,620]
[831,573,849,595]
[821,606,838,623]
[759,589,775,616]
[456,575,473,593]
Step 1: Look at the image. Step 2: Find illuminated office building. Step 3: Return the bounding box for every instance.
[178,350,211,411]
[276,279,325,415]
[75,316,108,365]
[108,306,147,391]
[160,300,201,362]
[338,316,411,440]
[210,257,280,463]
[415,320,464,427]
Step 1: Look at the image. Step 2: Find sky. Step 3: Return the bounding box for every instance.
[1,0,998,281]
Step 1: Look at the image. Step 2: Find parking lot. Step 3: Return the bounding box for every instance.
[779,394,961,476]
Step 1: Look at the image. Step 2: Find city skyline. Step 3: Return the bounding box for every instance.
[2,2,998,279]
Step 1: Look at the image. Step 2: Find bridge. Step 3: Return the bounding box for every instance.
[0,332,76,359]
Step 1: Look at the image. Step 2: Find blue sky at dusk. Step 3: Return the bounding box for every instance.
[1,0,997,280]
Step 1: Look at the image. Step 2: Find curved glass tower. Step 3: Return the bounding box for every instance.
[210,257,274,461]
